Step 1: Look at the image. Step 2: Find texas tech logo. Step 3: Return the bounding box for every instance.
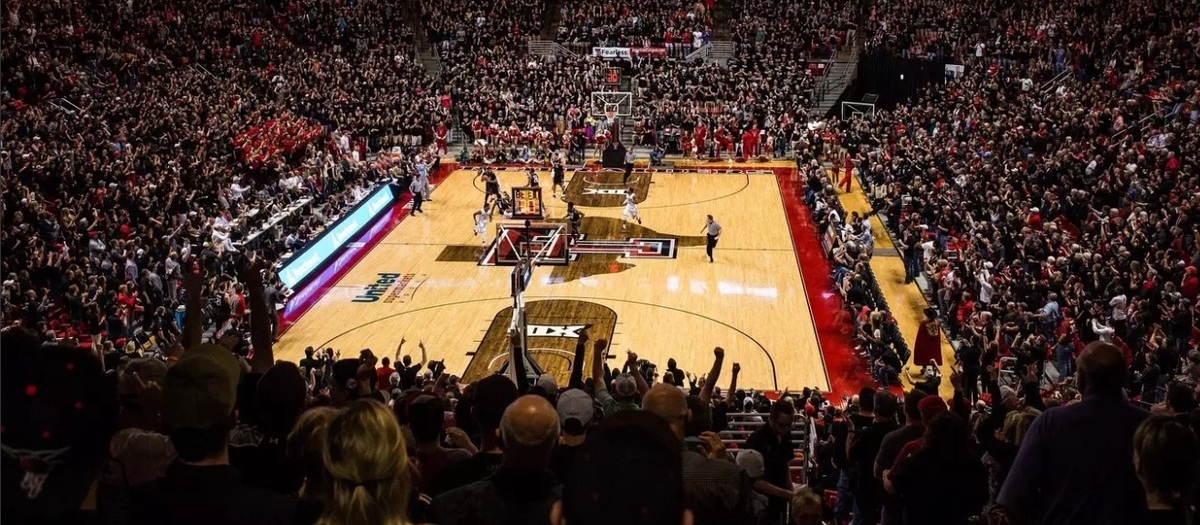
[526,325,589,338]
[461,300,617,384]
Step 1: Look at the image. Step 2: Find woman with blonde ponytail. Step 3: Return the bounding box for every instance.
[319,399,412,525]
[1134,415,1198,525]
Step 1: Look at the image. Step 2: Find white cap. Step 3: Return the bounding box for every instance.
[736,450,765,478]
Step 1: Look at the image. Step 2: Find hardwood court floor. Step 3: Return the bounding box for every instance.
[275,165,831,392]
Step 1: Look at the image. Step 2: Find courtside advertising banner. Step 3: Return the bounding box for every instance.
[278,184,397,289]
[592,47,631,60]
[630,47,668,58]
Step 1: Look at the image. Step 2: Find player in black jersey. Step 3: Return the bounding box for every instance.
[551,161,566,199]
[565,202,584,245]
[482,167,501,206]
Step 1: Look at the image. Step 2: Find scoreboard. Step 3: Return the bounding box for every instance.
[604,67,621,85]
[511,186,545,220]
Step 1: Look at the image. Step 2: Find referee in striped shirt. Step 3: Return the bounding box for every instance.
[702,215,722,263]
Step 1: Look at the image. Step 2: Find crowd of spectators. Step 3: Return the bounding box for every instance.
[730,0,857,61]
[844,0,1198,400]
[423,0,544,52]
[1,0,445,351]
[7,0,1200,524]
[555,0,713,48]
[9,320,1199,525]
[817,0,1200,521]
[629,58,815,158]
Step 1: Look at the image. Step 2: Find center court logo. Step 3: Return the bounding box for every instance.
[461,300,618,384]
[352,272,415,303]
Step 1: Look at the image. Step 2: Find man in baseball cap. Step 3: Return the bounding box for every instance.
[550,389,596,481]
[2,329,119,523]
[598,373,641,416]
[131,344,314,525]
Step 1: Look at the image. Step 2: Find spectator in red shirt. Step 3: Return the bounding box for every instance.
[1027,207,1043,231]
[1182,266,1198,302]
[377,357,397,389]
[230,284,248,321]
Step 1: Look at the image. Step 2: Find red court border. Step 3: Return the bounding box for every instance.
[775,168,872,397]
[277,164,456,336]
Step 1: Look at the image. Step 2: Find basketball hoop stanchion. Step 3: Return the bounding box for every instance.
[504,218,545,385]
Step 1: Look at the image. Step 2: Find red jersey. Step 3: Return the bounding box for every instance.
[715,127,730,144]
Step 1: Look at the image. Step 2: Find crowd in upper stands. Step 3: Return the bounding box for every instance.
[1,0,449,352]
[846,0,1198,392]
[825,0,1200,520]
[5,0,1200,523]
[554,0,713,48]
[423,0,545,51]
[730,0,856,61]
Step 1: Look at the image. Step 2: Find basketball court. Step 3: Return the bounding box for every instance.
[274,162,855,393]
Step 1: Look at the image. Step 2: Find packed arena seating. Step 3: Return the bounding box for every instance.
[730,0,857,60]
[1,0,446,353]
[629,58,816,157]
[5,0,1200,523]
[423,0,544,52]
[555,0,714,48]
[845,0,1199,403]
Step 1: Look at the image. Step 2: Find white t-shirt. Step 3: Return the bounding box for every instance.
[921,240,936,262]
[975,43,985,57]
[230,182,247,201]
[1092,319,1115,343]
[977,273,994,304]
[1110,295,1127,321]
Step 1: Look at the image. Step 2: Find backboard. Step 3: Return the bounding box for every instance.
[590,92,633,118]
[481,221,570,267]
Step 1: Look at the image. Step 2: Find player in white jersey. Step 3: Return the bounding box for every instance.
[621,188,642,232]
[473,204,492,249]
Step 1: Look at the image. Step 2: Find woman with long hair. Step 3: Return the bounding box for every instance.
[1134,415,1199,525]
[886,412,988,525]
[287,406,339,504]
[318,399,412,525]
[978,406,1042,502]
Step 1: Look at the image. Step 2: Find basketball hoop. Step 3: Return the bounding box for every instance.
[603,102,619,121]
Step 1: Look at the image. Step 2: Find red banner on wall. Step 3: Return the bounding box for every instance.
[630,47,668,58]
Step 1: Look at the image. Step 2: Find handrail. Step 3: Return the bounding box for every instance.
[1039,68,1071,93]
[527,39,578,58]
[685,42,712,61]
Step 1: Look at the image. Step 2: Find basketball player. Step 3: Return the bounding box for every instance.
[622,148,635,185]
[701,215,722,263]
[565,202,584,245]
[526,167,540,187]
[622,188,642,232]
[483,167,501,206]
[552,159,567,199]
[473,203,492,249]
[495,191,513,218]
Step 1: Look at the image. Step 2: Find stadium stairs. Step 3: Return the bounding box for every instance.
[539,0,563,40]
[402,0,441,80]
[812,33,861,118]
[711,0,734,40]
[723,412,815,486]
